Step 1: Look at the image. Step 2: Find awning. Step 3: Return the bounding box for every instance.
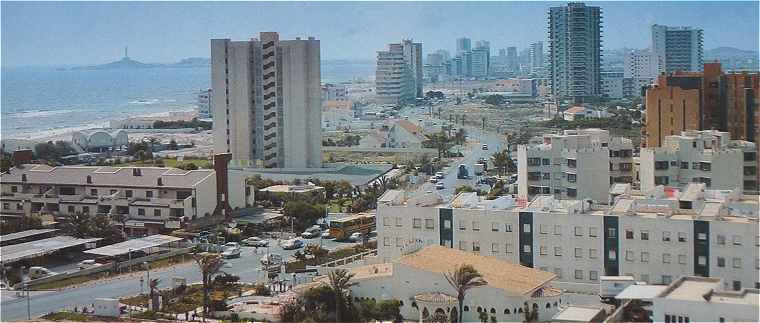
[84,234,183,257]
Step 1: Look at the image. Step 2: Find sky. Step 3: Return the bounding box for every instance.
[2,1,758,67]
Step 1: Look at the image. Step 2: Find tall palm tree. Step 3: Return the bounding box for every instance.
[444,264,487,323]
[193,253,224,322]
[491,150,511,177]
[149,278,161,311]
[327,269,356,323]
[424,132,449,159]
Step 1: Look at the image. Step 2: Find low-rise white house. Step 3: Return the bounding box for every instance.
[310,245,565,322]
[652,276,759,323]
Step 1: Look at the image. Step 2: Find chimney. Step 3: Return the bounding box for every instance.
[213,153,233,218]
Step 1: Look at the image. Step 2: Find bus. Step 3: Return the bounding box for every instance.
[328,213,376,241]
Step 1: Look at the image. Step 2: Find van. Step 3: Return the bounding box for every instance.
[28,267,57,280]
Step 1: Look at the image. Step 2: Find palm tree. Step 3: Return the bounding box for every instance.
[327,269,356,323]
[193,253,224,322]
[444,264,487,323]
[491,150,509,177]
[424,132,449,159]
[149,278,161,311]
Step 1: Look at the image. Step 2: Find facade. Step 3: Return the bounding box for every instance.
[651,24,703,74]
[320,83,347,102]
[211,33,322,169]
[624,49,656,80]
[426,53,444,66]
[197,89,212,118]
[376,184,760,290]
[456,37,471,54]
[529,41,544,75]
[639,130,758,193]
[376,40,423,105]
[549,2,602,102]
[0,163,252,236]
[506,47,519,74]
[310,246,565,322]
[601,71,625,99]
[71,129,128,152]
[517,129,634,203]
[470,47,490,78]
[652,277,759,323]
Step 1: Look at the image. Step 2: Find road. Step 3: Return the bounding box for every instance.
[0,236,358,321]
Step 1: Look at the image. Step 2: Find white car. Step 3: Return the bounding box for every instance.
[241,236,269,247]
[429,177,438,183]
[321,230,333,239]
[349,232,364,242]
[435,182,445,190]
[222,242,241,259]
[281,238,304,250]
[78,260,101,270]
[435,172,444,179]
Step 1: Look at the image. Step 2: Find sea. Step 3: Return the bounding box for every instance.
[1,61,376,140]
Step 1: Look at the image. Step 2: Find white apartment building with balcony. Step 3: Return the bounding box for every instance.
[0,164,252,236]
[376,40,423,105]
[376,184,759,291]
[640,130,758,193]
[651,24,703,74]
[211,32,322,168]
[517,129,634,203]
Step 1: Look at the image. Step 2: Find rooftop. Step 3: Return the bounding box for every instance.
[396,245,556,296]
[615,285,667,300]
[0,236,102,264]
[1,164,215,188]
[551,305,604,322]
[658,276,759,306]
[84,234,183,257]
[0,228,59,245]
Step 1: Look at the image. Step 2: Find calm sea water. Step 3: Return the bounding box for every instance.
[1,61,375,140]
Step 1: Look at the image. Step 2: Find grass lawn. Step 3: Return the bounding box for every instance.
[41,312,92,321]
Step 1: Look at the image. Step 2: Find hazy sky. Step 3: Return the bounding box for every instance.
[2,1,758,67]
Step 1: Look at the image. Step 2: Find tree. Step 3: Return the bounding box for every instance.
[177,162,198,170]
[523,302,538,322]
[444,264,487,323]
[34,141,76,161]
[328,269,356,323]
[60,212,124,244]
[283,201,325,232]
[424,132,449,159]
[491,150,515,176]
[484,94,506,106]
[305,244,329,261]
[149,278,161,311]
[193,253,224,322]
[168,139,178,150]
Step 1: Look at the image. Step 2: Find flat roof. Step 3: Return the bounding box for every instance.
[0,164,214,188]
[84,234,182,256]
[0,228,59,244]
[259,184,323,193]
[551,305,604,322]
[0,236,101,263]
[616,285,667,300]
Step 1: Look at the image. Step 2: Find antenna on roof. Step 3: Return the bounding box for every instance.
[124,46,129,59]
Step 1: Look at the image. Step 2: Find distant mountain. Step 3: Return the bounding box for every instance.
[68,56,209,70]
[705,47,757,59]
[170,57,210,67]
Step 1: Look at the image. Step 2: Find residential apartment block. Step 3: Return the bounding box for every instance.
[548,2,602,101]
[0,163,252,236]
[651,24,703,74]
[376,40,423,105]
[211,32,322,168]
[639,130,758,193]
[377,183,759,290]
[517,129,634,203]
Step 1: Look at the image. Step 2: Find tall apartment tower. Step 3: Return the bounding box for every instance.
[211,32,322,169]
[529,41,544,74]
[456,37,471,54]
[376,39,423,105]
[549,2,602,102]
[651,24,703,75]
[506,46,519,73]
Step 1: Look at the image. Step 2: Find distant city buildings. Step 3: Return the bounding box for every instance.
[456,37,471,54]
[211,33,322,169]
[506,46,519,74]
[197,89,212,118]
[651,24,704,74]
[376,39,423,105]
[529,41,544,75]
[517,129,633,203]
[549,2,602,102]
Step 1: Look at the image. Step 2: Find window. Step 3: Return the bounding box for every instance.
[10,186,17,193]
[154,209,161,217]
[395,217,402,227]
[505,224,513,232]
[383,217,390,226]
[16,203,22,210]
[444,220,451,229]
[588,227,598,237]
[68,205,75,213]
[717,257,725,267]
[472,221,480,231]
[554,246,562,256]
[574,270,583,280]
[609,250,617,260]
[700,162,711,172]
[574,226,583,236]
[678,255,687,265]
[663,253,671,264]
[574,248,583,258]
[383,237,391,246]
[459,220,467,230]
[472,241,480,252]
[505,243,513,254]
[732,235,742,245]
[625,230,634,239]
[412,218,422,229]
[640,230,649,241]
[146,191,153,198]
[567,188,577,197]
[396,238,403,247]
[523,224,531,233]
[90,189,98,196]
[654,176,669,185]
[662,275,672,285]
[697,233,707,241]
[589,249,598,259]
[662,231,671,242]
[542,158,550,165]
[608,228,617,238]
[459,241,468,250]
[680,162,689,169]
[654,161,669,170]
[733,258,742,268]
[2,203,8,210]
[697,256,706,266]
[625,250,634,261]
[641,252,650,263]
[716,234,725,245]
[567,173,577,183]
[732,281,741,291]
[567,159,577,168]
[491,243,499,254]
[425,219,434,229]
[82,206,89,214]
[539,246,548,255]
[554,225,562,235]
[589,270,598,281]
[523,245,531,253]
[126,190,133,198]
[138,208,145,216]
[678,232,687,242]
[539,224,548,234]
[491,222,499,232]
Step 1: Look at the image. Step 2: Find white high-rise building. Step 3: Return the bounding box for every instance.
[529,42,544,74]
[549,2,602,102]
[376,39,423,105]
[651,24,704,74]
[517,129,633,203]
[211,32,322,169]
[470,47,490,78]
[624,49,656,80]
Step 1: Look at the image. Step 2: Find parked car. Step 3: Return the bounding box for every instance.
[349,232,364,242]
[28,267,57,280]
[260,253,283,267]
[222,242,241,259]
[301,227,321,239]
[429,177,438,184]
[321,230,333,239]
[435,172,444,179]
[281,238,304,250]
[435,182,445,190]
[78,260,102,270]
[482,144,488,150]
[241,236,269,247]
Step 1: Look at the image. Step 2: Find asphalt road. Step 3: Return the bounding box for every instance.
[0,237,357,321]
